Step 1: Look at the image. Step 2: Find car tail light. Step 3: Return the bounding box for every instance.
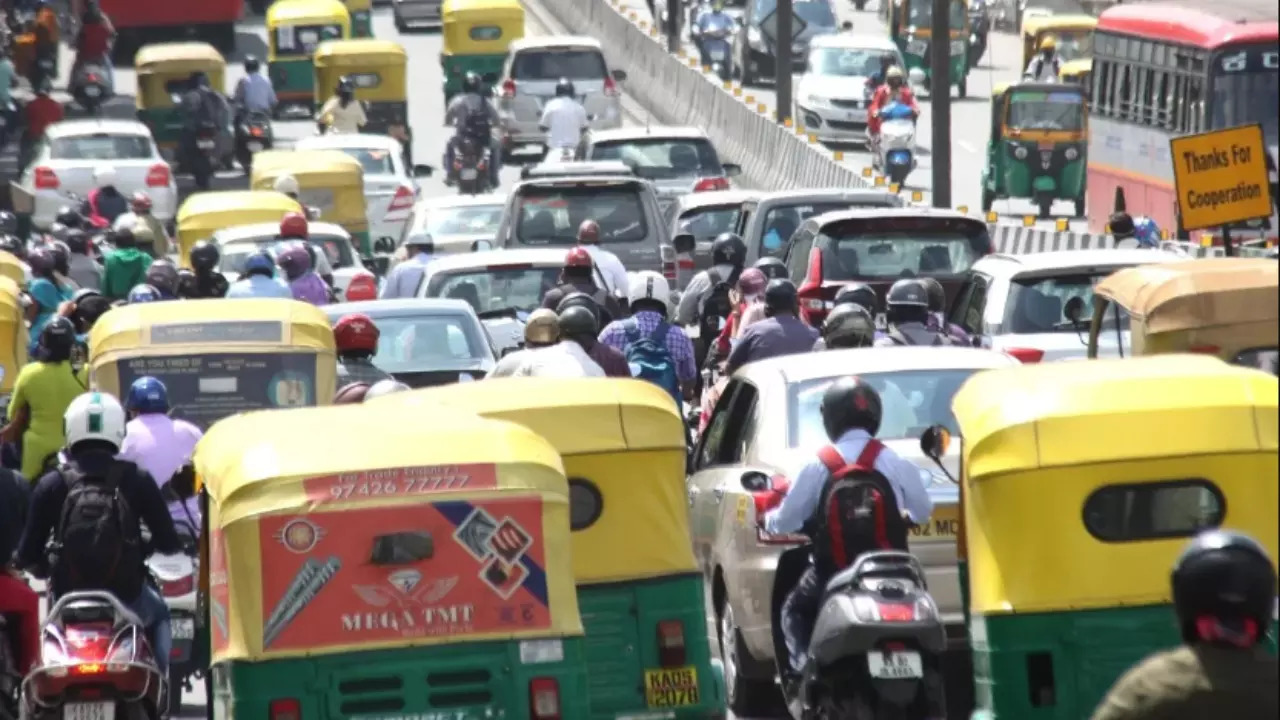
[269,698,302,720]
[797,247,829,320]
[345,272,378,301]
[529,677,561,719]
[502,79,517,98]
[249,125,265,137]
[660,244,677,280]
[657,620,687,667]
[1189,344,1221,355]
[33,166,59,190]
[604,75,619,97]
[1004,347,1045,364]
[386,184,415,216]
[146,163,171,187]
[693,176,729,192]
[160,575,194,597]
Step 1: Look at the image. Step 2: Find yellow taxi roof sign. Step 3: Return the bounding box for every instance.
[1169,123,1274,232]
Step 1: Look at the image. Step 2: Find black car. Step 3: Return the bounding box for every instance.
[732,0,839,85]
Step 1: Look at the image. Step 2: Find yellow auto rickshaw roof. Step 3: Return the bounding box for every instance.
[342,0,372,10]
[0,275,21,312]
[89,298,335,361]
[134,42,226,72]
[0,251,25,287]
[196,403,567,512]
[1060,57,1093,73]
[953,354,1278,479]
[1095,257,1279,334]
[267,0,351,24]
[1022,14,1098,35]
[377,379,686,454]
[443,0,526,15]
[249,150,364,187]
[177,191,302,228]
[313,38,406,65]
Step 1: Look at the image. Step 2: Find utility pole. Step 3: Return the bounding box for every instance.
[929,0,952,208]
[776,0,793,125]
[666,0,680,53]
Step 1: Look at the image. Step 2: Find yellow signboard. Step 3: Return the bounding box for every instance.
[1170,124,1274,232]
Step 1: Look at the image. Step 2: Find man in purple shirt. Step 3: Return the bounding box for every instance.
[116,377,203,528]
[725,279,819,375]
[599,271,698,396]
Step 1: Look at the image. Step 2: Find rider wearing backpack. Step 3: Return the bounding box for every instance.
[724,279,819,375]
[541,247,623,327]
[675,232,747,369]
[875,278,957,347]
[762,377,933,677]
[16,391,182,675]
[599,270,697,406]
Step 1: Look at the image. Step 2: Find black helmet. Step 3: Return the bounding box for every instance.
[0,211,16,236]
[919,277,946,313]
[1109,211,1136,239]
[64,229,90,255]
[763,278,798,315]
[555,77,575,97]
[55,206,84,229]
[1172,530,1276,646]
[463,71,482,94]
[190,70,209,88]
[38,316,76,356]
[555,291,602,322]
[0,234,23,258]
[70,289,111,333]
[146,258,180,296]
[833,282,878,313]
[753,255,788,280]
[711,232,747,267]
[881,52,897,68]
[557,305,599,339]
[49,241,71,275]
[244,55,260,73]
[822,304,876,349]
[190,240,220,274]
[338,76,355,95]
[886,278,929,309]
[820,376,882,441]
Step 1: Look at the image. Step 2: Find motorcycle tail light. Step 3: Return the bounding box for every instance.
[250,125,265,137]
[86,74,100,83]
[160,574,194,597]
[33,166,59,190]
[877,603,917,622]
[146,163,171,187]
[603,75,620,97]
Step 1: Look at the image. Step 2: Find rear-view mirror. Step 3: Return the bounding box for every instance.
[841,20,853,31]
[412,164,434,178]
[305,206,321,221]
[1064,296,1084,324]
[364,255,391,276]
[471,239,493,252]
[612,69,628,82]
[373,237,396,254]
[722,163,742,177]
[673,233,696,255]
[740,471,770,492]
[919,424,951,462]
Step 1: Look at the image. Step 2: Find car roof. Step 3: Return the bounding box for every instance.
[415,193,507,211]
[756,188,899,205]
[46,119,154,139]
[424,248,569,272]
[971,249,1190,276]
[295,133,404,152]
[737,347,1019,384]
[212,222,350,242]
[677,189,761,211]
[521,161,635,180]
[511,36,603,51]
[810,33,899,50]
[808,206,972,225]
[324,298,476,317]
[586,126,710,142]
[512,175,644,191]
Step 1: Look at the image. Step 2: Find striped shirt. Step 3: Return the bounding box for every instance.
[598,310,697,382]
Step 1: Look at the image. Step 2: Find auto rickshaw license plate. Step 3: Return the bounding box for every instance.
[644,666,700,707]
[248,141,263,152]
[65,702,114,720]
[868,650,923,679]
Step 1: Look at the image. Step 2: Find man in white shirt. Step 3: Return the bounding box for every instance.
[539,78,589,151]
[379,235,435,299]
[514,337,605,378]
[576,219,628,298]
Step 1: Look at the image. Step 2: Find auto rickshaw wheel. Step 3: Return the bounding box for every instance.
[1074,193,1086,218]
[981,188,995,212]
[1036,193,1054,219]
[958,78,967,98]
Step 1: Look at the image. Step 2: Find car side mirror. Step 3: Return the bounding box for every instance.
[373,237,396,254]
[919,424,950,462]
[305,206,321,221]
[740,471,770,492]
[500,345,520,358]
[471,239,493,252]
[1064,296,1084,324]
[612,69,628,82]
[673,233,696,255]
[412,164,434,178]
[841,20,853,30]
[722,163,742,177]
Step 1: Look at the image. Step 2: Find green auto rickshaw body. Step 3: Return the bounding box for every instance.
[888,0,971,96]
[980,80,1088,218]
[441,0,526,105]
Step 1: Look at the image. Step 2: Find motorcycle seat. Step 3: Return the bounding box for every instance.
[826,550,927,596]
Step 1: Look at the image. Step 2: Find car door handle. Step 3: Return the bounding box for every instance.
[687,486,699,507]
[712,486,725,502]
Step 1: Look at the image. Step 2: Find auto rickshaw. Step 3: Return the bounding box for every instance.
[1021,14,1096,75]
[0,251,25,287]
[372,379,727,719]
[888,0,971,97]
[922,353,1278,719]
[1078,257,1279,370]
[266,0,352,111]
[193,404,590,719]
[134,42,228,157]
[249,149,372,257]
[175,190,305,267]
[87,298,337,430]
[441,0,526,104]
[0,276,28,419]
[1059,57,1092,87]
[341,0,373,36]
[980,80,1088,219]
[312,39,412,152]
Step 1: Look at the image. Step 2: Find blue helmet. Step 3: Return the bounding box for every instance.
[244,251,276,277]
[128,284,162,303]
[1133,216,1161,248]
[126,376,169,414]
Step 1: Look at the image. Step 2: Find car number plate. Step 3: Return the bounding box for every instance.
[196,139,215,149]
[459,168,478,180]
[65,702,114,720]
[643,666,699,708]
[84,86,101,97]
[247,141,263,152]
[867,650,923,679]
[173,617,195,640]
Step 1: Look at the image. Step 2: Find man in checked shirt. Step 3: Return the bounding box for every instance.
[597,270,698,402]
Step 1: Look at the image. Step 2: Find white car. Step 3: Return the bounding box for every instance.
[22,119,179,229]
[950,248,1190,362]
[399,193,506,256]
[294,133,434,250]
[579,126,742,209]
[796,34,906,144]
[211,221,379,302]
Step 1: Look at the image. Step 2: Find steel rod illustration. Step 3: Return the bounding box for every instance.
[263,556,341,647]
[210,598,228,640]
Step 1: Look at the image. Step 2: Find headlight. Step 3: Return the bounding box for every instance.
[950,39,965,55]
[803,93,822,106]
[747,26,763,48]
[1064,147,1079,161]
[519,639,565,664]
[1014,146,1028,160]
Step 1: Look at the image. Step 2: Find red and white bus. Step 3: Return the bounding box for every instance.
[1086,0,1278,243]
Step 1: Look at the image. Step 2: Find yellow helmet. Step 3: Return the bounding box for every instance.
[886,66,905,80]
[1040,36,1057,51]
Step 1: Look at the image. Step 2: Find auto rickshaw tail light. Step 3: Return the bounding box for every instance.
[657,620,687,667]
[502,79,517,98]
[33,166,59,190]
[269,698,302,720]
[1005,347,1045,364]
[529,677,561,719]
[145,164,171,188]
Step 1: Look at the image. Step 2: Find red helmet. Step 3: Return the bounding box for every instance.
[577,219,601,244]
[564,246,593,269]
[280,211,309,239]
[333,313,379,353]
[130,192,152,211]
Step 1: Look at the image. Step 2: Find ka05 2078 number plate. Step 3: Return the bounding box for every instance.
[644,666,700,707]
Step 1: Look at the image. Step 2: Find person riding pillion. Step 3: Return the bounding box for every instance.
[488,309,562,378]
[81,167,128,227]
[814,302,877,350]
[575,219,629,299]
[1025,36,1063,81]
[676,231,747,367]
[177,240,230,299]
[226,250,293,299]
[117,376,203,491]
[556,300,631,377]
[540,246,623,327]
[868,65,919,156]
[724,279,820,375]
[332,313,395,386]
[512,307,607,378]
[444,71,502,187]
[540,77,590,154]
[599,271,699,404]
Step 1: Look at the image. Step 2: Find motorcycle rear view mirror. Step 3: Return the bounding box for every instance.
[611,69,628,82]
[740,471,770,492]
[373,237,397,254]
[412,164,434,178]
[673,233,696,255]
[722,163,742,177]
[1063,295,1084,324]
[305,206,321,221]
[841,20,853,31]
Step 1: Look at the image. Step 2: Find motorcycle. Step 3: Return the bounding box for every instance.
[968,0,990,68]
[21,591,166,720]
[692,10,735,80]
[771,550,948,719]
[234,110,274,172]
[147,519,199,717]
[70,61,113,115]
[187,122,220,190]
[872,102,917,187]
[453,136,492,196]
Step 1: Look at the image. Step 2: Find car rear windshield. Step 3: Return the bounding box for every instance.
[515,184,648,244]
[424,265,562,314]
[50,135,153,161]
[589,138,723,179]
[367,314,490,373]
[789,369,979,448]
[1004,270,1129,334]
[761,202,866,254]
[423,204,505,237]
[511,48,607,80]
[816,219,987,279]
[678,205,743,241]
[220,235,356,274]
[335,148,396,176]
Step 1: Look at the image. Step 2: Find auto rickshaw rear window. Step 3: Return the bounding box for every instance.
[515,185,648,244]
[1006,91,1085,132]
[346,72,382,89]
[1082,480,1226,543]
[568,478,603,531]
[511,48,607,80]
[470,25,503,41]
[51,135,154,160]
[275,24,344,55]
[151,321,285,344]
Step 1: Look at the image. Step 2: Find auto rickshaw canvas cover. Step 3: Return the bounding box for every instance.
[194,404,584,662]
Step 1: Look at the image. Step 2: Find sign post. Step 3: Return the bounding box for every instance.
[1169,124,1274,257]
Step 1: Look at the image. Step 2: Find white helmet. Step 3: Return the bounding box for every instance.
[94,166,117,188]
[365,379,410,400]
[273,174,300,195]
[627,270,671,307]
[64,391,128,452]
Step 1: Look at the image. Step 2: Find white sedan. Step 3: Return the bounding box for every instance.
[294,133,434,250]
[796,34,906,145]
[21,119,179,229]
[211,221,379,302]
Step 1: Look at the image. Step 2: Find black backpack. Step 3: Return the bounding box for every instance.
[462,102,492,141]
[806,441,910,577]
[886,327,954,347]
[697,268,739,339]
[53,463,144,600]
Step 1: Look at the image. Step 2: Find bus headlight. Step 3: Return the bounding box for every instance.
[1014,146,1028,160]
[1064,147,1079,161]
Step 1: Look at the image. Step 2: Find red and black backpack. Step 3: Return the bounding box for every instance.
[808,440,910,576]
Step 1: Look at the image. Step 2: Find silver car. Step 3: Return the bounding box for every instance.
[579,126,743,215]
[399,193,507,256]
[687,347,1017,710]
[497,37,627,156]
[323,299,497,385]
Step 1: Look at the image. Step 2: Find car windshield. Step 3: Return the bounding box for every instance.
[818,229,982,279]
[515,184,648,244]
[423,204,505,237]
[1006,90,1085,132]
[50,134,153,160]
[589,138,723,179]
[366,314,491,373]
[789,369,980,447]
[333,147,396,176]
[1047,30,1093,63]
[808,47,885,77]
[424,265,562,314]
[760,202,863,254]
[1004,270,1132,334]
[511,49,607,80]
[678,205,743,241]
[219,235,356,274]
[755,0,836,28]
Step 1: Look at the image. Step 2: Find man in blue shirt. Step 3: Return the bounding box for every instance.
[232,55,277,116]
[379,235,436,299]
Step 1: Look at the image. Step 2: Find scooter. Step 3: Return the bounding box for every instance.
[70,61,113,115]
[21,591,166,720]
[771,549,948,719]
[234,110,274,172]
[693,10,735,80]
[187,122,221,190]
[967,0,990,67]
[872,102,917,187]
[454,136,492,196]
[147,518,199,717]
